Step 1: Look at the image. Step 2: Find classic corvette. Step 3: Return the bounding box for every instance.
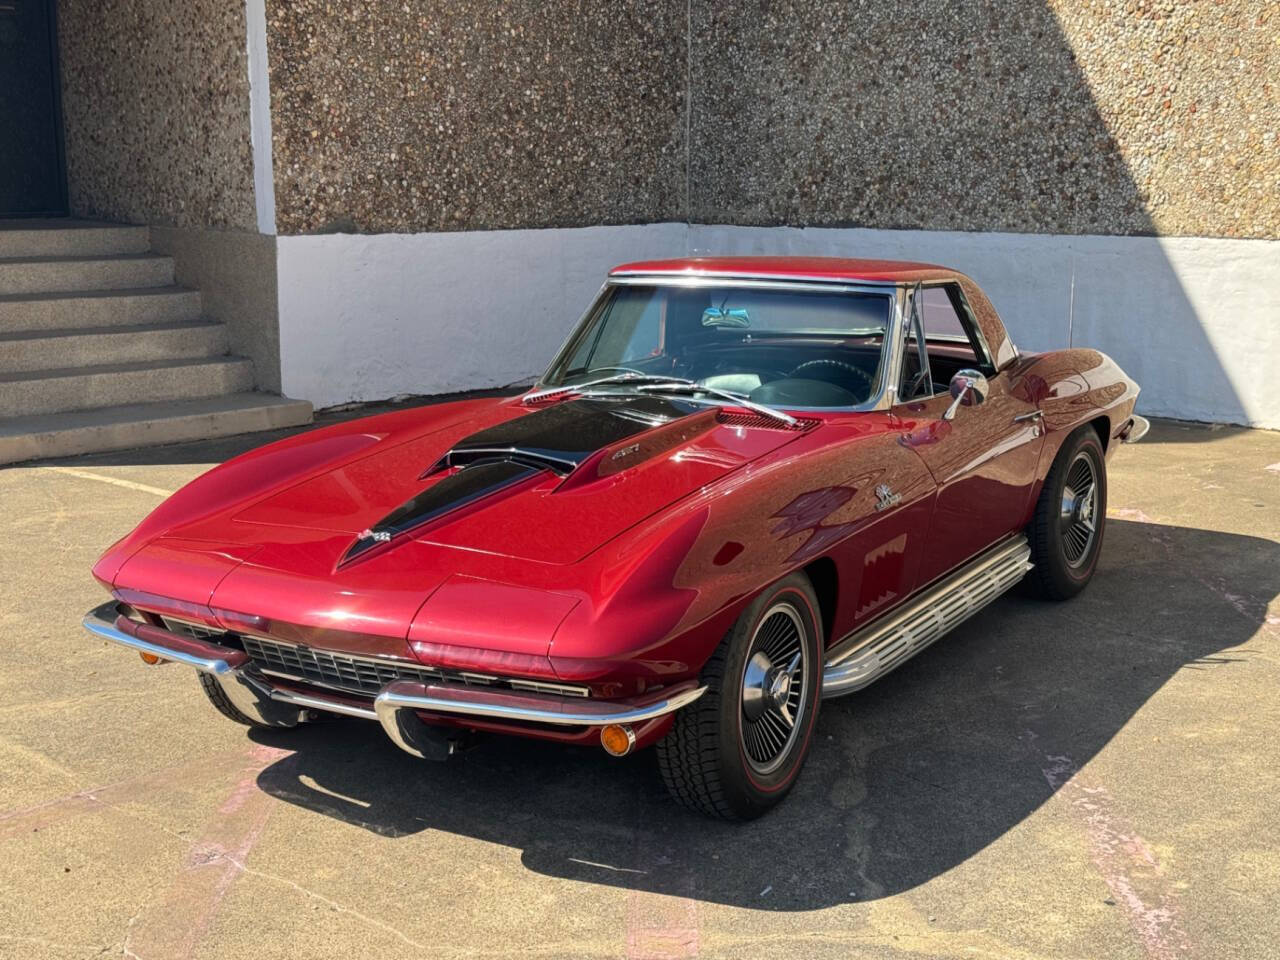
[84,257,1148,819]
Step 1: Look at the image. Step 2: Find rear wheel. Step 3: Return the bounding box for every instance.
[657,573,823,820]
[1024,426,1107,600]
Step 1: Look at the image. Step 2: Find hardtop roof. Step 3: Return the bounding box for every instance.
[609,256,967,285]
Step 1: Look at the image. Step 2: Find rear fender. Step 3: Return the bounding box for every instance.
[1016,348,1140,524]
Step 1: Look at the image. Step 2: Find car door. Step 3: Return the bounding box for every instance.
[893,283,1045,586]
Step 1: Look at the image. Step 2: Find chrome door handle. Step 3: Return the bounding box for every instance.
[1012,410,1044,423]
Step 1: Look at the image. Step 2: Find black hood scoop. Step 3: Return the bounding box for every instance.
[423,395,704,476]
[340,458,541,565]
[340,395,703,566]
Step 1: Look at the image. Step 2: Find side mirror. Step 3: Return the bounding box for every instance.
[943,369,989,421]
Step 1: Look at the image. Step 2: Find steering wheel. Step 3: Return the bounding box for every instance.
[902,368,932,401]
[788,359,874,396]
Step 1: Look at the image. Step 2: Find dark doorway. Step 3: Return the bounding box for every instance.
[0,0,66,217]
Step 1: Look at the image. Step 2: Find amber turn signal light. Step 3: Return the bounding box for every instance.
[600,724,635,757]
[138,651,166,665]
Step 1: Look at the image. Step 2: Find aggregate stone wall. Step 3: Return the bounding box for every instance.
[265,0,687,235]
[57,0,258,230]
[264,0,1276,240]
[690,0,1276,238]
[1047,0,1275,239]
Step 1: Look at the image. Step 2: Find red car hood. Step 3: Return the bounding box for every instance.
[117,396,803,652]
[227,396,798,565]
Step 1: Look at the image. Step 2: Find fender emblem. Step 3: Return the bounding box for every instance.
[611,443,641,461]
[874,484,901,512]
[358,528,392,542]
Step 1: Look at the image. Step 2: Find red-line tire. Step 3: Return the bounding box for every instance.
[656,573,823,820]
[1023,426,1107,601]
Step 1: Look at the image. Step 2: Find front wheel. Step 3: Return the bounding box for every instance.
[657,573,823,820]
[197,671,273,728]
[1024,426,1107,600]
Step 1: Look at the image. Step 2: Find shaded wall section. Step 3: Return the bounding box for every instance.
[264,0,687,234]
[1051,0,1276,239]
[56,0,257,230]
[150,226,282,393]
[690,0,1276,238]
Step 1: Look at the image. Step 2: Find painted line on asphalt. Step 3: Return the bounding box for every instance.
[1041,752,1191,960]
[46,466,173,498]
[124,743,287,960]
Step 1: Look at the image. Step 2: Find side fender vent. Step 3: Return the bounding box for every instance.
[716,412,819,432]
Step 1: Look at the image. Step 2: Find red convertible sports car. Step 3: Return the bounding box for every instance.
[85,257,1147,819]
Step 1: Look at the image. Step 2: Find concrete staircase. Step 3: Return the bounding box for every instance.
[0,220,312,464]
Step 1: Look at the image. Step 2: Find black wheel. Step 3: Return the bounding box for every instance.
[656,573,823,820]
[1024,426,1107,600]
[197,671,272,728]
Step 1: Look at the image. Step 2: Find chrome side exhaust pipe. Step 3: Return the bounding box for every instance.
[822,535,1033,698]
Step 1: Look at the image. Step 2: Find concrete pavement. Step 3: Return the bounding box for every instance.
[1,414,1277,959]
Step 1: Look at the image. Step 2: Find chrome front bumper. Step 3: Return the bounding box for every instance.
[1121,414,1150,443]
[82,602,705,755]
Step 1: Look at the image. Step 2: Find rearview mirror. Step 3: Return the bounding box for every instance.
[701,306,751,328]
[943,369,988,421]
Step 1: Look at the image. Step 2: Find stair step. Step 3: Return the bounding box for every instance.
[0,254,174,295]
[0,321,229,374]
[0,392,314,465]
[0,357,254,418]
[0,286,203,332]
[0,220,150,258]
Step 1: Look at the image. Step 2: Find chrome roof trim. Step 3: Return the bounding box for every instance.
[606,273,900,291]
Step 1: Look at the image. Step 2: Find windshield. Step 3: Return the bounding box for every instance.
[542,283,894,408]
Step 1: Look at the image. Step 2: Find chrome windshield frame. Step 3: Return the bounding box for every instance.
[533,275,908,415]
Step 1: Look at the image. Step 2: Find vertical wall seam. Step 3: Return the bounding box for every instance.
[245,0,277,235]
[684,0,692,228]
[1067,252,1076,348]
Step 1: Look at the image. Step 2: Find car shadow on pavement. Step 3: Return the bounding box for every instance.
[251,518,1277,910]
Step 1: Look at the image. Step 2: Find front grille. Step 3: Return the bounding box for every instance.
[161,617,224,641]
[240,634,589,700]
[158,615,590,700]
[242,635,445,694]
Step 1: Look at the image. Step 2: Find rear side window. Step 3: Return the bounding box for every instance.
[920,287,967,340]
[914,285,990,370]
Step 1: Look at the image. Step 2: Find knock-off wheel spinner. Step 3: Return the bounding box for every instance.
[740,602,809,775]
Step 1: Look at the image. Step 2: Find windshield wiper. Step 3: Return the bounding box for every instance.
[633,382,798,427]
[524,371,798,428]
[522,370,682,404]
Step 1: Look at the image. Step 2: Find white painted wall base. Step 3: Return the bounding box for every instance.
[693,225,1279,430]
[276,224,685,408]
[276,223,1279,428]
